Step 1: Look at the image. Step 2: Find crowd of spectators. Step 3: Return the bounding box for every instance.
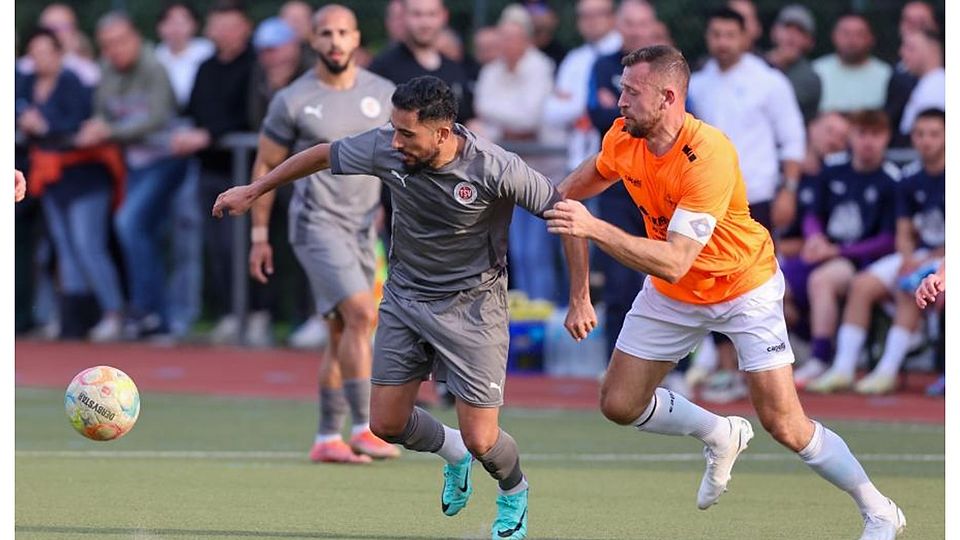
[14,0,945,397]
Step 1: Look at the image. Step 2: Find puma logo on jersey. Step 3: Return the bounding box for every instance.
[390,170,409,187]
[303,104,323,120]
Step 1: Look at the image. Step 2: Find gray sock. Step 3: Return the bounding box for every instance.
[476,429,524,492]
[318,387,348,436]
[343,378,371,427]
[381,406,446,453]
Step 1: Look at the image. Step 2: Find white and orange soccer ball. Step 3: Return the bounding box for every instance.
[64,366,140,441]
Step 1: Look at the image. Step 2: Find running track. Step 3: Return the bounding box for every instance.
[15,340,944,424]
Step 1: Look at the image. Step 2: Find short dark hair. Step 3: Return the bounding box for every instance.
[23,27,63,54]
[848,109,890,133]
[915,108,945,123]
[621,45,691,96]
[391,76,458,124]
[835,11,872,31]
[208,0,248,17]
[707,7,745,30]
[159,2,200,26]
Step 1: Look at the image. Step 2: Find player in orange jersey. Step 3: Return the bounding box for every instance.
[545,45,904,540]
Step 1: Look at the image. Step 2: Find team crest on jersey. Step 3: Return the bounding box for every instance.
[454,182,478,205]
[360,97,382,118]
[864,186,878,203]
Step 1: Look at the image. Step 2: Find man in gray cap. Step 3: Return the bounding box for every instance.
[765,4,821,123]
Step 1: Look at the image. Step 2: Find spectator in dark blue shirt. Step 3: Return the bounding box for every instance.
[787,110,899,388]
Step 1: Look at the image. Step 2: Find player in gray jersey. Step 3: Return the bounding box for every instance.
[214,76,597,540]
[248,5,399,464]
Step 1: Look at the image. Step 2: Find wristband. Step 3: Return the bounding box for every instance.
[251,226,269,243]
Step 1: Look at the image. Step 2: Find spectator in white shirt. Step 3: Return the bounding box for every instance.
[897,30,944,137]
[689,7,805,231]
[813,13,892,113]
[542,0,621,173]
[473,4,554,142]
[689,8,806,403]
[155,2,215,110]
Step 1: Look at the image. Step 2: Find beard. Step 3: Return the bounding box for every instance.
[318,49,353,74]
[400,147,440,173]
[622,110,660,139]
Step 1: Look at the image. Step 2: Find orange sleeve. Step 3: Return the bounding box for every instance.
[595,119,626,181]
[676,137,738,221]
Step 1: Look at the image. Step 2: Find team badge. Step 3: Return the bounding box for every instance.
[864,186,878,203]
[360,97,382,118]
[454,182,478,205]
[689,218,712,239]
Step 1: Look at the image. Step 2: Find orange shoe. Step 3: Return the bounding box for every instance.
[309,439,373,464]
[350,429,401,460]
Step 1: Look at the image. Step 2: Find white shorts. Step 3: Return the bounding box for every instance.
[866,250,930,289]
[615,269,794,372]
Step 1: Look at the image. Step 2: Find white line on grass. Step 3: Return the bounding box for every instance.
[14,450,945,463]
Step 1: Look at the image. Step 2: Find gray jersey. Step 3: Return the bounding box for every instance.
[330,124,561,298]
[261,69,395,241]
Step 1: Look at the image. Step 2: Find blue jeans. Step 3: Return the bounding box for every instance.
[41,164,124,313]
[114,158,187,318]
[508,206,568,304]
[165,159,203,337]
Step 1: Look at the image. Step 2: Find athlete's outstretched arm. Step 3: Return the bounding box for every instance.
[557,155,619,201]
[546,199,704,283]
[212,142,332,217]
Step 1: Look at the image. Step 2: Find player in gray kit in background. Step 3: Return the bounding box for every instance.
[213,75,597,540]
[249,4,399,464]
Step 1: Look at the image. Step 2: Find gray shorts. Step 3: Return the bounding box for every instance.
[292,227,376,316]
[372,278,509,407]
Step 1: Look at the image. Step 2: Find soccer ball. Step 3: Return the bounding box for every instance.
[64,366,140,441]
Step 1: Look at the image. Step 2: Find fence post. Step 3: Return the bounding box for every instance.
[230,139,251,340]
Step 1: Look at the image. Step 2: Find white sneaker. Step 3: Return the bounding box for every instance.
[793,358,827,390]
[88,315,123,343]
[288,315,329,349]
[244,311,273,348]
[700,371,748,404]
[854,372,898,395]
[209,315,241,345]
[806,369,854,394]
[697,416,754,510]
[859,498,906,540]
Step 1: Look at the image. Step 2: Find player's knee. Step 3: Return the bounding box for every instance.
[599,389,646,426]
[340,301,376,331]
[460,428,497,456]
[370,416,405,442]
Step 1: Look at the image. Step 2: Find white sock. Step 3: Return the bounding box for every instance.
[832,324,867,377]
[350,423,369,437]
[314,433,341,444]
[633,387,729,448]
[798,421,888,515]
[873,326,912,378]
[499,475,529,496]
[436,425,469,465]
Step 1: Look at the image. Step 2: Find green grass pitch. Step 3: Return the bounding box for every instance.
[16,388,943,539]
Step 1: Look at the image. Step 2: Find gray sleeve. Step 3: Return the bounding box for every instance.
[498,154,562,218]
[329,127,380,176]
[260,92,294,149]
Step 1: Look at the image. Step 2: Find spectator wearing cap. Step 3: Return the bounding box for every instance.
[765,5,821,124]
[248,17,305,127]
[813,13,892,113]
[241,16,310,347]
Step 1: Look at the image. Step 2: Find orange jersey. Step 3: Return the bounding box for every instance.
[595,113,776,304]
